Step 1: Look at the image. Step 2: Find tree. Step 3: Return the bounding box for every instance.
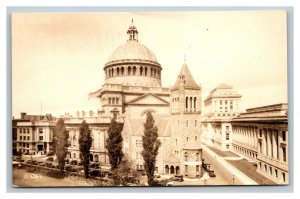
[142,112,161,186]
[111,157,139,186]
[78,120,92,178]
[54,118,68,174]
[106,118,123,169]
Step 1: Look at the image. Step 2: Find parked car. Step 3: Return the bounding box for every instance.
[137,169,146,176]
[89,169,101,177]
[89,162,100,169]
[171,175,184,182]
[208,170,216,177]
[154,173,161,178]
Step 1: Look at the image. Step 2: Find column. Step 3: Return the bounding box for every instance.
[263,129,267,155]
[278,130,282,161]
[270,129,273,158]
[272,129,278,160]
[266,129,271,157]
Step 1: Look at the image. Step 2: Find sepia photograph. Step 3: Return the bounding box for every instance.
[11,11,288,187]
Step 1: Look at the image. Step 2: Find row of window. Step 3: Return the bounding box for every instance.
[182,120,198,128]
[19,136,43,141]
[106,66,160,78]
[19,128,30,134]
[18,143,30,148]
[259,162,286,182]
[184,152,200,161]
[108,97,120,105]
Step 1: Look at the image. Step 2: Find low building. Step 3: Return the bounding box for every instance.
[15,113,56,155]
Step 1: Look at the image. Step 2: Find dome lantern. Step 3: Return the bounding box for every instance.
[127,19,138,41]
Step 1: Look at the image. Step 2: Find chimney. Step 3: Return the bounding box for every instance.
[89,111,94,117]
[20,112,26,119]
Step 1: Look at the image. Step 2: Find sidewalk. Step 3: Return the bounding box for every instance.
[202,144,257,185]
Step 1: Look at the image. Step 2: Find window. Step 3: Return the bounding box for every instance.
[259,162,262,170]
[39,136,43,141]
[226,132,230,140]
[195,136,198,141]
[196,153,200,161]
[175,139,178,146]
[195,120,197,127]
[282,147,286,162]
[220,100,222,105]
[265,165,267,172]
[39,128,43,134]
[282,172,286,182]
[184,152,188,161]
[270,167,273,175]
[196,165,200,172]
[20,136,22,140]
[136,140,142,147]
[185,165,188,176]
[112,98,115,105]
[23,136,26,140]
[226,144,229,149]
[73,153,76,158]
[186,137,189,142]
[116,98,119,105]
[27,129,30,134]
[282,131,286,141]
[108,97,111,104]
[27,136,30,140]
[27,144,29,148]
[186,120,188,127]
[275,169,278,178]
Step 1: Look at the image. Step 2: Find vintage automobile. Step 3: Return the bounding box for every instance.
[171,175,184,182]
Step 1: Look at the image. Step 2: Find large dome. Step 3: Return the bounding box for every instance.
[103,22,162,88]
[107,41,158,63]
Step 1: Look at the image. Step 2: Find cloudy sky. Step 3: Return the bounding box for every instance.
[12,11,288,117]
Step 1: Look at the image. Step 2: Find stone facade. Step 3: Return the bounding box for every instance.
[16,115,55,155]
[231,103,288,184]
[201,84,241,150]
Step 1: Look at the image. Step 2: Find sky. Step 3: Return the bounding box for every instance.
[12,11,288,117]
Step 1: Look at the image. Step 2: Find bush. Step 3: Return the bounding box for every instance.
[47,152,55,156]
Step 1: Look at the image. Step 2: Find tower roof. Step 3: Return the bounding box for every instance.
[171,63,200,90]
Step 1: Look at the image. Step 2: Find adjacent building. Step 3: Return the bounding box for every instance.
[231,103,288,184]
[15,113,56,155]
[201,83,242,151]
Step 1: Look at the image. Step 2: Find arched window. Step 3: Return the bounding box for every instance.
[190,97,193,111]
[94,154,99,162]
[128,66,132,75]
[150,68,153,76]
[117,67,120,76]
[133,66,136,75]
[145,67,148,76]
[186,97,188,111]
[194,97,197,111]
[140,67,143,75]
[111,68,114,77]
[196,153,200,161]
[184,152,188,161]
[154,69,156,78]
[121,67,124,76]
